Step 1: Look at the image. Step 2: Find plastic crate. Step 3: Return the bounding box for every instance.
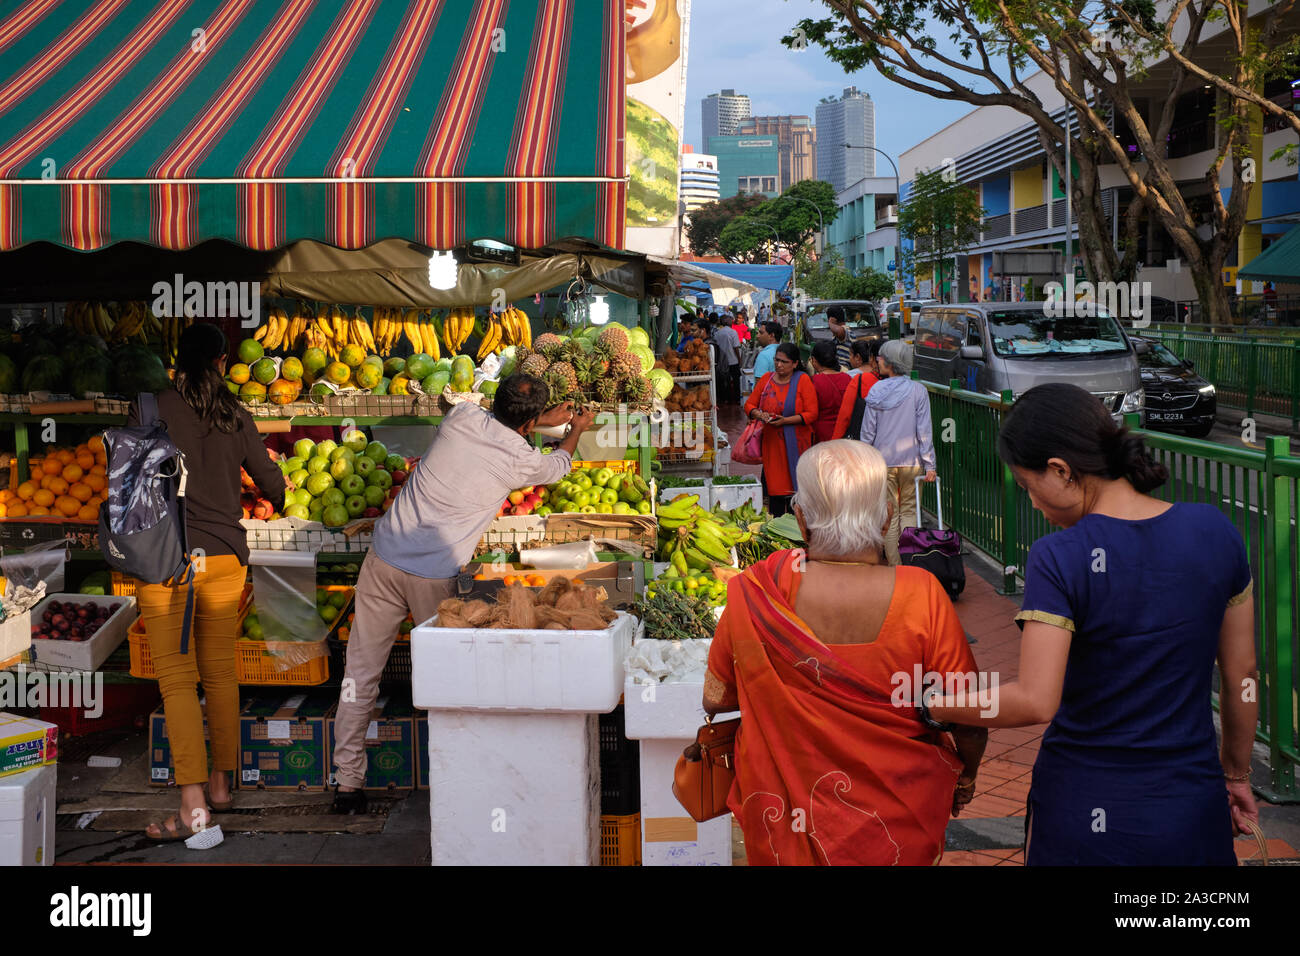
[600,813,642,866]
[114,571,255,602]
[328,635,412,685]
[599,705,640,815]
[571,459,641,475]
[235,642,330,686]
[40,680,160,736]
[126,582,262,679]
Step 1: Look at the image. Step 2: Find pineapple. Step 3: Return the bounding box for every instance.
[595,376,619,404]
[533,332,565,360]
[595,324,629,361]
[621,375,651,404]
[546,361,578,398]
[611,353,643,379]
[520,353,550,379]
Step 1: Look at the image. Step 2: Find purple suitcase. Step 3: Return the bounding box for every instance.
[899,476,965,601]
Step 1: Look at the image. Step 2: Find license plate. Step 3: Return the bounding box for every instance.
[1148,412,1183,422]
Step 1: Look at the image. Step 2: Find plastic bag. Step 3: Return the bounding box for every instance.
[247,550,328,668]
[0,539,67,594]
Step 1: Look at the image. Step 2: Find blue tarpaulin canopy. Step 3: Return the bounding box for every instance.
[687,263,793,292]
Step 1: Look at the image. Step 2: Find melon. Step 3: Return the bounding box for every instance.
[237,338,264,365]
[310,382,334,400]
[301,347,328,380]
[362,354,384,369]
[497,346,518,378]
[239,381,267,404]
[478,379,499,398]
[21,354,66,392]
[111,346,171,395]
[68,353,113,398]
[405,353,434,381]
[432,357,452,374]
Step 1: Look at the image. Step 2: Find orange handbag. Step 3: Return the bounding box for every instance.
[672,715,740,822]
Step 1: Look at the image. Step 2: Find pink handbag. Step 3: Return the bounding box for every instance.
[734,377,775,465]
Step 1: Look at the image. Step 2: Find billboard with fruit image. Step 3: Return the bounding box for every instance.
[624,0,691,257]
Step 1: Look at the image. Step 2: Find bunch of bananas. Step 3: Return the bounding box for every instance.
[159,312,193,364]
[476,305,533,360]
[63,301,114,338]
[656,494,752,571]
[252,306,293,350]
[441,307,476,355]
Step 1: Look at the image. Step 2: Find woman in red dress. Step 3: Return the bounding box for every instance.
[808,341,852,444]
[744,343,817,516]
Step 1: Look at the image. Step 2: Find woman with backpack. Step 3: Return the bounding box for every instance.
[128,323,285,845]
[744,342,817,517]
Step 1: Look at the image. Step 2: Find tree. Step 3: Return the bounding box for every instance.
[897,166,985,302]
[766,180,841,253]
[788,0,1286,323]
[684,192,766,257]
[795,247,895,301]
[718,216,781,263]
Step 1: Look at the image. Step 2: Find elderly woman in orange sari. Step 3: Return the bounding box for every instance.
[704,440,987,865]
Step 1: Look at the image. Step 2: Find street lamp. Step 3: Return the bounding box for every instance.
[741,218,781,265]
[846,144,906,330]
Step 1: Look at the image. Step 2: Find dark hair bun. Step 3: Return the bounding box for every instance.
[1106,429,1168,493]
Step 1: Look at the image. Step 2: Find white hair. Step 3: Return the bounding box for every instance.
[793,440,890,557]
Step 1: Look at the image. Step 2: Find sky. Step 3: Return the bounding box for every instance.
[681,0,976,168]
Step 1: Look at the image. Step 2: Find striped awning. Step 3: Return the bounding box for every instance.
[0,0,626,252]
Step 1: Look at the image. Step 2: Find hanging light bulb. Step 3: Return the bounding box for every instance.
[589,294,610,326]
[427,250,458,290]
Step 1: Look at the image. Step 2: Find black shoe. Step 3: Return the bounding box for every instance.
[332,787,367,815]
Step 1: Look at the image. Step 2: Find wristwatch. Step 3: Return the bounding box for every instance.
[918,701,954,732]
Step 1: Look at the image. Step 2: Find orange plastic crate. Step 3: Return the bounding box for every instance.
[233,642,330,686]
[600,813,641,866]
[126,582,256,680]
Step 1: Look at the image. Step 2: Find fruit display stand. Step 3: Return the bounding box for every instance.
[410,611,637,865]
[25,595,137,673]
[658,345,721,478]
[624,667,737,866]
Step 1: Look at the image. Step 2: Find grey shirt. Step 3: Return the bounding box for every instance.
[712,325,740,367]
[370,402,572,578]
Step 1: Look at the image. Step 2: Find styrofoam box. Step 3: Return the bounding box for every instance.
[411,612,635,713]
[659,483,710,508]
[710,480,762,513]
[27,595,136,672]
[0,762,56,866]
[0,609,31,663]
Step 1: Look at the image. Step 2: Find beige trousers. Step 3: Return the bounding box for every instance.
[333,551,456,789]
[885,465,925,567]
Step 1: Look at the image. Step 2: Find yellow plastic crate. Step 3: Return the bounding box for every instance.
[234,641,330,686]
[572,459,640,475]
[600,813,641,866]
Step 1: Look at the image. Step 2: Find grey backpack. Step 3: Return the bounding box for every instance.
[98,393,198,651]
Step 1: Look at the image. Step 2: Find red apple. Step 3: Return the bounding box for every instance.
[508,490,526,506]
[362,507,381,518]
[392,469,408,485]
[381,497,394,512]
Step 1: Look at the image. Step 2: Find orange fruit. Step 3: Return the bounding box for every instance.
[32,488,55,508]
[87,435,104,454]
[527,575,547,587]
[5,502,26,518]
[46,477,68,497]
[41,458,61,476]
[0,490,11,503]
[76,454,94,471]
[15,481,36,500]
[90,464,106,476]
[85,473,106,493]
[69,482,92,503]
[62,464,84,483]
[76,504,98,520]
[56,496,81,516]
[473,573,487,580]
[56,449,74,465]
[27,505,49,516]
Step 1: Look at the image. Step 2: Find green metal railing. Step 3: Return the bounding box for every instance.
[919,379,1298,799]
[1137,329,1300,426]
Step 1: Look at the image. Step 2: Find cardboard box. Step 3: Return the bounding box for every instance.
[239,692,333,791]
[327,695,416,792]
[0,713,58,778]
[27,594,136,672]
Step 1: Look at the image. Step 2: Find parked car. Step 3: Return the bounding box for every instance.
[912,301,1145,425]
[1129,295,1188,326]
[1131,335,1216,438]
[880,297,939,337]
[800,299,884,349]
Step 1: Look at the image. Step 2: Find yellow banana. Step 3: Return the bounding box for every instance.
[401,309,423,353]
[330,305,347,345]
[417,311,439,360]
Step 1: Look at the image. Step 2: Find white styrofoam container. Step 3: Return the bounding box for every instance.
[0,762,56,865]
[710,480,762,513]
[0,609,31,663]
[411,611,635,712]
[624,672,738,740]
[659,483,710,508]
[27,595,136,672]
[426,711,599,866]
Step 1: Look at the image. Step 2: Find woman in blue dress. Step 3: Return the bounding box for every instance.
[929,383,1259,865]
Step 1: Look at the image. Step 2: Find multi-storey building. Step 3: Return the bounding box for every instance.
[736,115,817,193]
[701,89,752,149]
[680,147,721,211]
[815,87,876,193]
[707,134,780,199]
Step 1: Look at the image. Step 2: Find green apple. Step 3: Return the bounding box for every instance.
[363,485,386,508]
[305,472,335,497]
[573,474,592,491]
[636,499,652,515]
[612,501,633,515]
[342,429,368,454]
[284,503,311,519]
[289,468,309,488]
[600,488,618,506]
[339,474,365,497]
[315,439,338,459]
[354,456,376,478]
[307,455,330,475]
[321,487,346,508]
[593,467,614,487]
[535,505,553,517]
[572,490,591,508]
[308,500,324,518]
[607,473,624,492]
[321,504,349,527]
[329,591,348,609]
[364,441,388,463]
[345,494,366,518]
[366,469,393,491]
[560,500,578,513]
[329,445,356,463]
[293,438,316,460]
[329,457,354,481]
[293,488,314,508]
[579,505,598,513]
[384,454,405,472]
[318,604,338,622]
